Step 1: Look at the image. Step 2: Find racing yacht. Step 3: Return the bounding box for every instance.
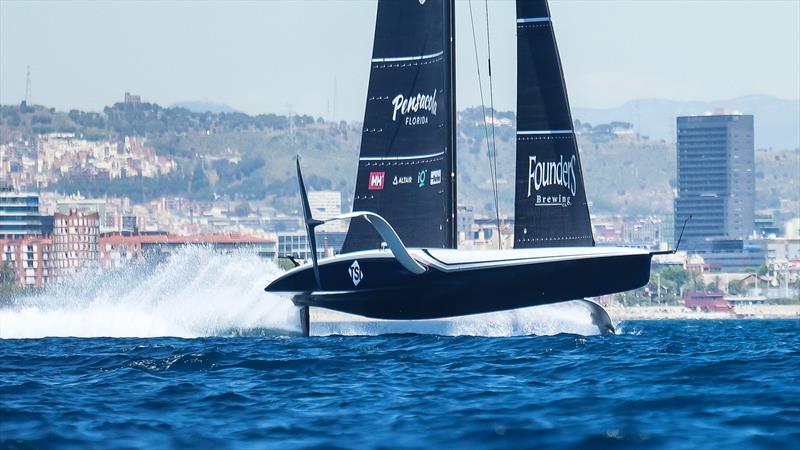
[266,0,669,336]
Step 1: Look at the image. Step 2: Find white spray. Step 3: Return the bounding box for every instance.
[0,247,299,338]
[1,247,608,338]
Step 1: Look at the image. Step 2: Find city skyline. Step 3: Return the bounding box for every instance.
[1,1,799,121]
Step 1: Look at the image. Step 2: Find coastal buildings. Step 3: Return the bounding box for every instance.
[308,191,343,232]
[457,205,475,241]
[34,133,175,188]
[0,187,43,239]
[57,197,107,230]
[99,233,276,268]
[592,215,664,250]
[308,191,341,222]
[1,236,52,287]
[51,210,100,280]
[277,230,346,259]
[674,114,755,247]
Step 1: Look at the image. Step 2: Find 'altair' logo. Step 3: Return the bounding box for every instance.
[392,89,437,126]
[528,154,577,198]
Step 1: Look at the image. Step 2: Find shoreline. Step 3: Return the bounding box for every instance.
[603,304,800,321]
[310,303,800,324]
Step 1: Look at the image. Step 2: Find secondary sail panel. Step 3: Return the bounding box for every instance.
[343,0,454,253]
[513,0,594,248]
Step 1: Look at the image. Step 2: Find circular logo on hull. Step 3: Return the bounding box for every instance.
[349,260,363,286]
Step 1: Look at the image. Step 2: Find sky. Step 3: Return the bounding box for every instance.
[1,0,799,121]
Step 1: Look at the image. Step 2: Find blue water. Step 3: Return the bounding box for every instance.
[2,320,798,449]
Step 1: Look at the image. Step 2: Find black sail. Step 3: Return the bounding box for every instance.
[342,0,456,253]
[513,0,594,248]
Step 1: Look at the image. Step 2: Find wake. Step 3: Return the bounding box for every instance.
[1,247,611,338]
[0,247,298,338]
[313,301,610,337]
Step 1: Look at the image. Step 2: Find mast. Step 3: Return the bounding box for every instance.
[448,0,457,249]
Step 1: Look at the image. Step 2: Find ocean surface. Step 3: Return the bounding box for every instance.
[1,249,799,449]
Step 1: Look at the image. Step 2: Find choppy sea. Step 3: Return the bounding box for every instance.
[1,248,798,449]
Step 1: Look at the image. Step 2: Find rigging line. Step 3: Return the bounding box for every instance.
[468,0,502,250]
[484,0,501,250]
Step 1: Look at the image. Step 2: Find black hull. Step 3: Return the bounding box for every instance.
[266,251,651,320]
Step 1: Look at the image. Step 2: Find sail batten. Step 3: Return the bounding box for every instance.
[516,17,550,24]
[359,151,446,162]
[371,51,445,63]
[342,0,455,254]
[513,0,594,248]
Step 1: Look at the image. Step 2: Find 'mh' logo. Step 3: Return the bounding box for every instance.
[368,172,385,190]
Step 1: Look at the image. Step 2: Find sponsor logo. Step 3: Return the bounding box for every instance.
[393,175,413,186]
[430,169,442,185]
[534,194,573,207]
[368,172,385,190]
[349,260,363,286]
[418,169,427,188]
[527,155,577,207]
[392,89,437,126]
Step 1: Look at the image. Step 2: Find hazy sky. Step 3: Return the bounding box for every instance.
[1,0,798,121]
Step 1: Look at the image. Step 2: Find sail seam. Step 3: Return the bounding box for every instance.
[516,235,594,242]
[516,17,550,24]
[517,135,572,141]
[362,157,445,167]
[359,151,445,161]
[517,129,572,135]
[372,57,444,70]
[371,51,444,63]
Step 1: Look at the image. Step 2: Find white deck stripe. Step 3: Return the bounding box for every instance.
[360,151,445,161]
[517,17,550,24]
[516,129,573,135]
[371,51,444,63]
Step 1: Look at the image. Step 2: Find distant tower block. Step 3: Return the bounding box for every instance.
[124,92,141,104]
[25,65,31,103]
[674,114,755,250]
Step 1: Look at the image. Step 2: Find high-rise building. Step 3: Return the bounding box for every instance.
[0,187,43,239]
[51,210,100,280]
[674,114,755,250]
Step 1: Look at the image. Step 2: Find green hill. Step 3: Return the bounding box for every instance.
[2,102,797,217]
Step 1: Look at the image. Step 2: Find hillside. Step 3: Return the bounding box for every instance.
[1,102,797,217]
[573,95,800,150]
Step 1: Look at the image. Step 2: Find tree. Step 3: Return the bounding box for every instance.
[0,262,16,285]
[0,262,20,301]
[233,202,251,217]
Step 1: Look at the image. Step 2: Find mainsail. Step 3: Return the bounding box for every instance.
[342,0,456,253]
[513,0,594,248]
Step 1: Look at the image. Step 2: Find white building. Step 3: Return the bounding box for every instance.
[308,191,342,232]
[765,238,800,265]
[56,198,109,232]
